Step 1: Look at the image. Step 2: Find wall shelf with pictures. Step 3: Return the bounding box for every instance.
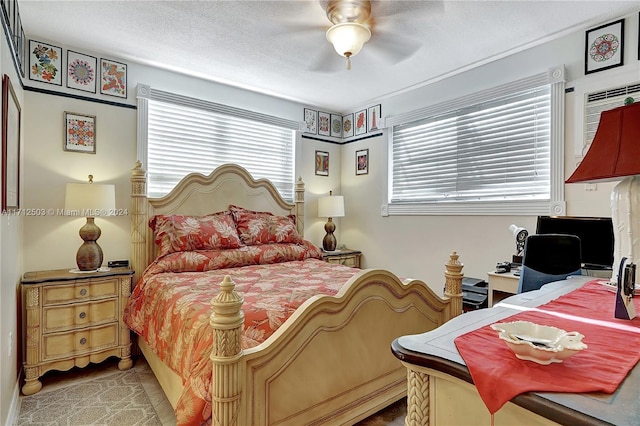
[301,104,383,144]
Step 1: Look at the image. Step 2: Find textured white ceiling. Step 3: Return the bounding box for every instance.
[18,0,640,111]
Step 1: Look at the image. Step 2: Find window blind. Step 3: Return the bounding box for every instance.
[391,85,551,204]
[147,100,295,200]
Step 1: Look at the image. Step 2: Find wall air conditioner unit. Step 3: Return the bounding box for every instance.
[582,82,640,157]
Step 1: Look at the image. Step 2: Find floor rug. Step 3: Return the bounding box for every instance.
[16,370,161,426]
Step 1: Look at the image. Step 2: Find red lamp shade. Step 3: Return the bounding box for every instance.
[566,102,640,183]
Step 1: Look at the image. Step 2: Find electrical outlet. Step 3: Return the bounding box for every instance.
[8,332,12,357]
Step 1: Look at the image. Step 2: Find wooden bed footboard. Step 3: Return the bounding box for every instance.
[209,254,464,426]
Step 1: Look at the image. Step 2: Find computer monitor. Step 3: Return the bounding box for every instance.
[536,216,614,270]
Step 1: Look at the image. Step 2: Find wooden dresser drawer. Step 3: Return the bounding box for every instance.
[327,256,359,267]
[42,323,119,361]
[42,277,119,305]
[42,298,118,333]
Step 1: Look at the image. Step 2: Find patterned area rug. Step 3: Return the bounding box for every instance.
[17,370,161,425]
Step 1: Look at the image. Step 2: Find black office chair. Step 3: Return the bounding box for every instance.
[517,234,582,293]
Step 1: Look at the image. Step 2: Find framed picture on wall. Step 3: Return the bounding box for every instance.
[368,104,381,132]
[585,18,624,75]
[304,108,317,134]
[64,112,96,154]
[342,113,354,138]
[100,58,127,98]
[355,109,367,136]
[330,114,342,138]
[29,40,63,85]
[2,75,21,211]
[318,111,330,136]
[67,50,97,93]
[315,150,329,176]
[356,149,369,175]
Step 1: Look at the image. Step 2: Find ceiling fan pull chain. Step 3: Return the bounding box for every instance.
[346,55,352,70]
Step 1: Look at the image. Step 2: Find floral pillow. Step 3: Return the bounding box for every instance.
[229,205,302,246]
[149,211,243,257]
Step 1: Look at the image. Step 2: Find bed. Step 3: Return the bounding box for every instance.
[125,161,465,426]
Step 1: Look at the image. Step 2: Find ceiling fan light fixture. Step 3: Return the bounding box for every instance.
[326,22,371,59]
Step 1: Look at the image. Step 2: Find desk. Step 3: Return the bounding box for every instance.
[391,276,640,425]
[487,270,519,307]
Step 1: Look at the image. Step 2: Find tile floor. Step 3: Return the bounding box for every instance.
[18,356,406,425]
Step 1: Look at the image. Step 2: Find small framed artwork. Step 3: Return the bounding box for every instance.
[355,109,367,136]
[64,112,96,154]
[368,104,381,132]
[304,108,317,134]
[29,40,63,85]
[330,114,342,138]
[67,50,97,93]
[585,18,624,75]
[315,150,329,176]
[318,111,330,136]
[2,75,21,211]
[356,149,369,176]
[342,113,354,138]
[100,58,127,98]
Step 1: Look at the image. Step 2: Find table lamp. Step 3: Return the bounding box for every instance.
[65,175,115,271]
[318,191,345,251]
[566,100,640,284]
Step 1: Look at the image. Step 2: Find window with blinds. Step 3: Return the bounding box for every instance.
[146,99,295,200]
[391,86,551,204]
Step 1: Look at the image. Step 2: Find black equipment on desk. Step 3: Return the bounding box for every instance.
[495,261,511,273]
[461,277,489,312]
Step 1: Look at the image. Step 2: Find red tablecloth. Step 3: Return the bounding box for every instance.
[454,280,640,414]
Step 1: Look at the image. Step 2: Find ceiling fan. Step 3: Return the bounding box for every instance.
[314,0,430,72]
[324,0,372,70]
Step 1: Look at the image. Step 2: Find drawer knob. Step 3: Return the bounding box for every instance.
[79,312,86,319]
[79,337,87,345]
[80,288,87,296]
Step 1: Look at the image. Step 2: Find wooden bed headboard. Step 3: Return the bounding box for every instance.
[130,161,305,284]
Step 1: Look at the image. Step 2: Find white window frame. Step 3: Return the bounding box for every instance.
[382,66,566,216]
[136,84,298,200]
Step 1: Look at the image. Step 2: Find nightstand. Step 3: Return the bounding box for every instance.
[322,249,362,268]
[21,267,134,395]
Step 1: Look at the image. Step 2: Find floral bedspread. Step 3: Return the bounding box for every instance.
[123,242,360,425]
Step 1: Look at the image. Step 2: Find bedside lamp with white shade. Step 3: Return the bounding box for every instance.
[318,191,345,251]
[65,175,115,271]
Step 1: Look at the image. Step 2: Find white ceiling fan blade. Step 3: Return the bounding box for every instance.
[370,0,444,19]
[308,44,346,73]
[366,30,422,64]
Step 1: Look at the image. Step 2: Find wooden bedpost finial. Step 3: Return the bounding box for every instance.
[210,275,245,426]
[210,275,245,358]
[444,251,464,317]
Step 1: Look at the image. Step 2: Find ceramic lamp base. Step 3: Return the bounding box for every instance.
[323,217,337,251]
[76,217,103,271]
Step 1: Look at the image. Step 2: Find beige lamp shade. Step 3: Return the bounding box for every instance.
[318,194,345,218]
[65,179,116,271]
[65,183,116,215]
